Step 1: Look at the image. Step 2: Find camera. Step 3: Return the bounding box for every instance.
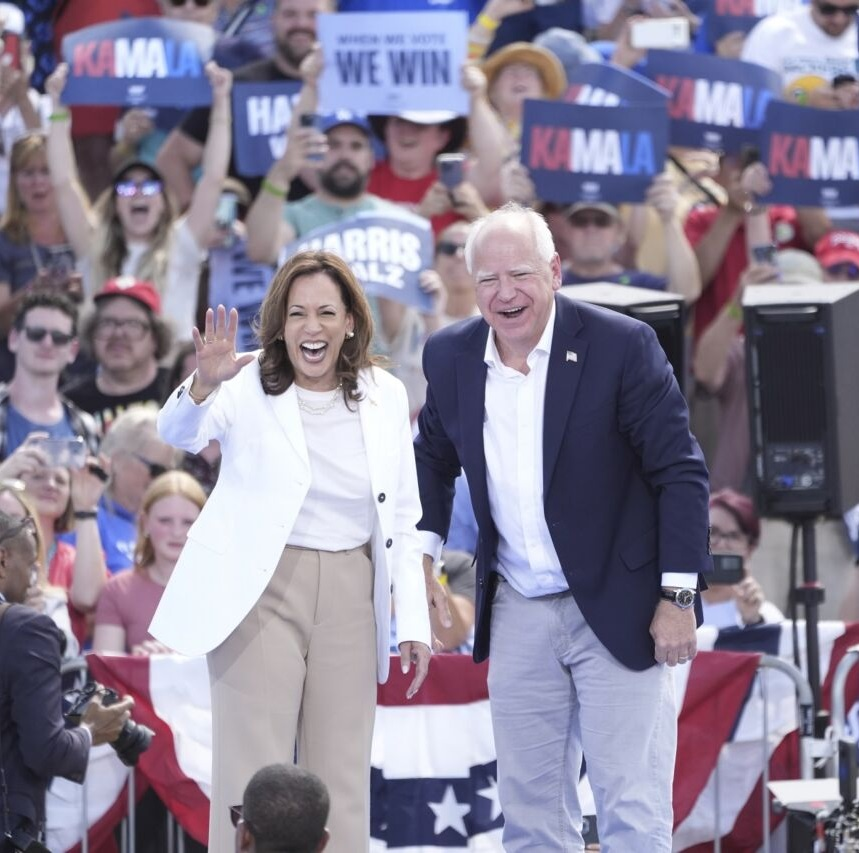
[65,683,153,767]
[4,827,50,853]
[436,153,465,190]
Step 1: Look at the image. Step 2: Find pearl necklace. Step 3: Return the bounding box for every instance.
[295,382,342,416]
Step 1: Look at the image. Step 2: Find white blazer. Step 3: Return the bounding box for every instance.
[149,357,431,682]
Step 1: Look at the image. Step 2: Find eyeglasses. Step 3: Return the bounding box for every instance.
[93,317,152,341]
[0,516,35,548]
[229,805,243,828]
[168,0,214,5]
[436,241,466,257]
[568,211,614,229]
[710,526,748,547]
[22,326,75,346]
[115,179,163,198]
[815,1,859,15]
[131,454,169,479]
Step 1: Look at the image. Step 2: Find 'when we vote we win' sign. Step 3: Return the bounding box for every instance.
[316,12,469,116]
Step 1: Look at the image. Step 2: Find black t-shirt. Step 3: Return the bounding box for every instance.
[180,58,308,201]
[61,368,170,432]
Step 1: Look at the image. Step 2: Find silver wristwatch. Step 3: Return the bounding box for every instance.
[660,588,696,609]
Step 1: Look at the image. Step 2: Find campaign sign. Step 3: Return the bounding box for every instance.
[280,209,434,311]
[232,80,302,177]
[316,11,469,116]
[644,51,781,154]
[706,0,805,44]
[61,18,215,107]
[760,101,859,208]
[520,99,668,205]
[564,62,669,108]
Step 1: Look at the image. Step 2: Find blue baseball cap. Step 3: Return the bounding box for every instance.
[318,110,372,137]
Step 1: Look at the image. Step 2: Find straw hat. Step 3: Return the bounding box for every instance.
[481,42,567,100]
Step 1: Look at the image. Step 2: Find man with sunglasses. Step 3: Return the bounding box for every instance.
[0,292,99,460]
[0,511,134,851]
[742,0,858,107]
[560,173,701,306]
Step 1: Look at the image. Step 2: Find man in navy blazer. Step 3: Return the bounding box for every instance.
[415,204,711,851]
[0,512,132,849]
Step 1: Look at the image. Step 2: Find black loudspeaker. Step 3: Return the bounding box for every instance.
[743,283,859,518]
[560,283,687,394]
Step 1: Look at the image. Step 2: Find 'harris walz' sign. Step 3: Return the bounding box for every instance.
[232,80,302,177]
[521,99,667,205]
[760,101,859,209]
[61,18,215,107]
[644,51,780,154]
[279,209,434,312]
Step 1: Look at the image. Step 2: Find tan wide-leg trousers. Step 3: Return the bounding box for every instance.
[206,544,377,853]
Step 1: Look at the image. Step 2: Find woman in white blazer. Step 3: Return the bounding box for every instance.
[149,251,432,853]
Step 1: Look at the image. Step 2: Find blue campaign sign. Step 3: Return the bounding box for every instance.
[232,80,302,177]
[564,63,668,108]
[760,100,859,208]
[520,99,668,205]
[281,209,434,311]
[706,0,806,44]
[61,18,215,107]
[316,11,469,116]
[643,51,781,154]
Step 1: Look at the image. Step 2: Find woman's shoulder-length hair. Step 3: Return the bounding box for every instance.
[254,250,383,405]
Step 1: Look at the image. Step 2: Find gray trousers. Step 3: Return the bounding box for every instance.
[487,578,676,852]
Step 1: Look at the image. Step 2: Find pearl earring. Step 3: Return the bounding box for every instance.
[346,331,355,339]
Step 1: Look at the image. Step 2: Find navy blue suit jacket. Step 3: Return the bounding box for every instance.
[0,604,89,834]
[415,295,712,671]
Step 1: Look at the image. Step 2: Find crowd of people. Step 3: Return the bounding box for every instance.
[0,0,857,850]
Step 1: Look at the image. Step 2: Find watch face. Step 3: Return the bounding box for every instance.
[677,589,696,608]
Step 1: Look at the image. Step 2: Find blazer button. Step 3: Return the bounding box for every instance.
[385,538,393,548]
[378,493,386,503]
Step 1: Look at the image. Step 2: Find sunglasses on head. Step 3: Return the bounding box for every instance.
[436,241,465,256]
[569,211,614,229]
[115,179,163,198]
[22,326,74,346]
[816,1,859,14]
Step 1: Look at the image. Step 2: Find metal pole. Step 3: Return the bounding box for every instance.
[127,769,136,853]
[760,669,771,853]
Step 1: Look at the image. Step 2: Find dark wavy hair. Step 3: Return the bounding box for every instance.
[254,250,380,403]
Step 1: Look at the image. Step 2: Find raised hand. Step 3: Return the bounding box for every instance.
[45,62,68,109]
[190,305,255,398]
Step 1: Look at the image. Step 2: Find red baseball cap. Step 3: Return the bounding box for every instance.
[95,276,161,315]
[814,231,859,269]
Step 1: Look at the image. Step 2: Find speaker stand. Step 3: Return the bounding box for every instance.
[791,517,829,738]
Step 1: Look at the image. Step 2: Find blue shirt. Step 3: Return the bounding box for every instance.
[5,404,75,457]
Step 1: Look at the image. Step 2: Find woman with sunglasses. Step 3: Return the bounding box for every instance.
[18,457,111,647]
[0,480,79,658]
[44,60,233,336]
[94,471,205,655]
[0,132,78,379]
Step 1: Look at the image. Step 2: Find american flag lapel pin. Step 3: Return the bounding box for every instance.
[566,351,578,363]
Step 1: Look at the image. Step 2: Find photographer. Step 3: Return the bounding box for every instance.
[702,489,784,629]
[0,510,132,850]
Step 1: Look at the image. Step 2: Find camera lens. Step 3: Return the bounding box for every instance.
[112,719,155,767]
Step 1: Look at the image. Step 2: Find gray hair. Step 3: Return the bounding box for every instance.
[99,406,160,457]
[463,202,556,274]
